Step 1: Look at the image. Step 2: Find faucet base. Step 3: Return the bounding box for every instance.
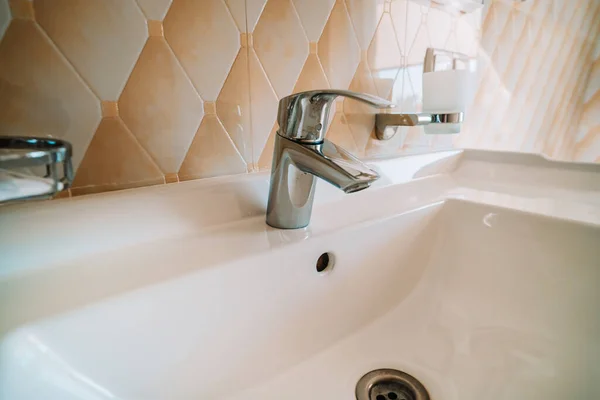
[266,135,317,229]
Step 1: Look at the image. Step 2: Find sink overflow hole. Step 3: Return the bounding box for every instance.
[316,252,334,273]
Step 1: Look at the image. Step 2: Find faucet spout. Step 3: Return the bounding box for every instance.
[296,138,378,193]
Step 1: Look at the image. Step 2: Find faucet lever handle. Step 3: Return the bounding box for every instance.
[308,89,395,109]
[277,89,395,143]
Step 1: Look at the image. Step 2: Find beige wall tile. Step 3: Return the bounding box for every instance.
[580,80,600,136]
[164,0,240,101]
[245,0,268,32]
[405,5,430,66]
[1,0,599,197]
[34,0,147,101]
[425,6,452,49]
[136,0,172,20]
[217,48,252,163]
[257,122,278,170]
[575,126,600,162]
[179,114,247,180]
[368,12,403,98]
[389,0,410,52]
[458,0,600,162]
[318,0,360,89]
[344,59,378,154]
[0,20,101,170]
[204,101,217,115]
[147,20,164,37]
[0,0,9,40]
[455,12,479,57]
[583,54,600,104]
[164,172,179,183]
[248,47,279,166]
[101,101,119,118]
[254,0,308,98]
[224,0,247,33]
[119,37,204,174]
[72,117,163,193]
[9,0,34,20]
[293,53,330,92]
[345,0,384,50]
[292,0,335,41]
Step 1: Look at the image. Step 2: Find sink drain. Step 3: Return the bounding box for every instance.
[355,369,430,400]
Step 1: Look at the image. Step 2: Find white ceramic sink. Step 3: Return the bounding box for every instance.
[1,150,599,399]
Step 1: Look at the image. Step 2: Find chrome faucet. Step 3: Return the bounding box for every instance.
[266,90,394,229]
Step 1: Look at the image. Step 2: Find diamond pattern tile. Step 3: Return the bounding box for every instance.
[257,122,278,170]
[244,0,268,32]
[425,7,452,49]
[368,12,403,98]
[72,117,163,195]
[405,4,431,66]
[0,19,101,169]
[458,0,600,162]
[179,114,247,180]
[164,0,240,101]
[344,59,378,152]
[34,0,147,101]
[224,0,247,32]
[345,0,385,50]
[136,0,173,20]
[319,0,360,89]
[248,47,279,166]
[8,0,34,20]
[294,53,330,92]
[119,37,204,173]
[254,0,308,98]
[0,0,597,197]
[292,0,335,41]
[217,48,252,163]
[455,13,478,57]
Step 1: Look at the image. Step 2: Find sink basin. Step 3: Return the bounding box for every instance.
[0,150,599,399]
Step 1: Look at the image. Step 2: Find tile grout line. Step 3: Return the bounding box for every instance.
[31,19,105,175]
[215,0,252,170]
[132,0,148,19]
[469,2,516,141]
[216,114,249,172]
[159,29,207,175]
[243,0,256,171]
[520,0,571,148]
[241,0,255,173]
[247,40,280,170]
[284,0,311,98]
[116,115,166,184]
[32,19,102,103]
[528,1,583,151]
[108,26,169,182]
[111,35,166,182]
[546,4,599,156]
[32,2,167,187]
[289,0,310,46]
[560,4,600,148]
[379,3,405,102]
[215,0,255,171]
[502,2,553,142]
